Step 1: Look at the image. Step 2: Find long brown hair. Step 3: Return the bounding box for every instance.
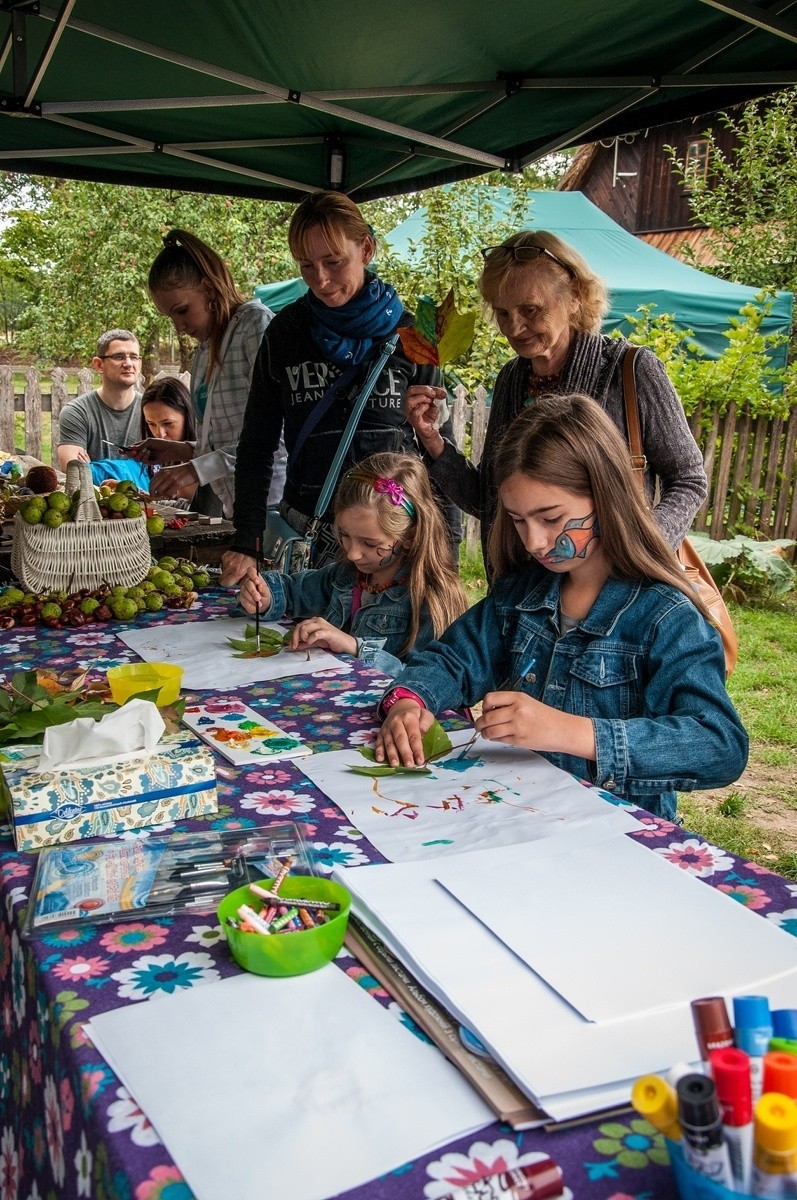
[486,394,710,617]
[148,229,246,376]
[140,375,196,442]
[335,452,467,656]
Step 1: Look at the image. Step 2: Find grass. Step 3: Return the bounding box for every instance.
[458,546,797,878]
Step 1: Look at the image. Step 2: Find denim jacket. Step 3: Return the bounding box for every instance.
[393,567,748,820]
[262,561,434,678]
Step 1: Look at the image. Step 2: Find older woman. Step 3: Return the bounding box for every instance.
[220,191,460,584]
[405,230,707,553]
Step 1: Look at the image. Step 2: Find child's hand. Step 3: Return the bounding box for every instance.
[239,569,271,614]
[477,691,596,760]
[376,700,436,767]
[289,618,356,656]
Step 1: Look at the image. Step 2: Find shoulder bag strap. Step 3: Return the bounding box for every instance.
[312,332,399,521]
[621,345,647,492]
[290,360,360,464]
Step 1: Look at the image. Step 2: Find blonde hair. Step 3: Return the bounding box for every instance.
[479,230,608,335]
[148,229,246,376]
[486,393,710,618]
[288,191,375,262]
[335,452,467,656]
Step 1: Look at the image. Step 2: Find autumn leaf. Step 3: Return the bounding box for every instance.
[398,288,476,367]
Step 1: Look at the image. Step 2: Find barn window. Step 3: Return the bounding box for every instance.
[685,138,710,185]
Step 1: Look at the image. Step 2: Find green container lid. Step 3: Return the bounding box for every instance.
[217,875,351,977]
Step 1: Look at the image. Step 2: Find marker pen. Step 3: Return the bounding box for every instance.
[668,1062,698,1089]
[773,1012,797,1042]
[711,1047,753,1194]
[437,1157,565,1199]
[771,1039,797,1058]
[750,1092,797,1198]
[632,1074,682,1141]
[764,1053,797,1101]
[735,996,773,1103]
[692,996,735,1072]
[676,1072,735,1187]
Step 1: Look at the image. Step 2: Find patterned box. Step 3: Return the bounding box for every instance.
[0,730,217,851]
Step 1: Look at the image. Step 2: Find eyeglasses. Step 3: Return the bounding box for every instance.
[480,244,574,277]
[100,353,142,363]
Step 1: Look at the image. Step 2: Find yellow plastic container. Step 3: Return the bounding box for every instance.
[217,876,351,977]
[106,662,184,707]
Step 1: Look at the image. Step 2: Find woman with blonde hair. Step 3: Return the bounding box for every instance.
[239,451,467,677]
[221,190,460,586]
[404,229,707,556]
[129,229,284,517]
[377,394,747,821]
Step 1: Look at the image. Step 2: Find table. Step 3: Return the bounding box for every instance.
[1,591,794,1200]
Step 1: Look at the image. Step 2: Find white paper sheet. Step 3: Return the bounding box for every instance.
[118,617,350,690]
[299,732,640,862]
[436,836,797,1022]
[334,847,797,1117]
[88,969,492,1200]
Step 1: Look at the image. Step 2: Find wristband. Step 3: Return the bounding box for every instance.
[381,686,426,713]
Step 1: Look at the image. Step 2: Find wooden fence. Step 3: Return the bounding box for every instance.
[2,369,796,554]
[450,384,797,554]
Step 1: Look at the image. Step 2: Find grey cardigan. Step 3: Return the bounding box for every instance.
[428,332,707,551]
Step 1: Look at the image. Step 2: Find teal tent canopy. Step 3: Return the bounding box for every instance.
[0,3,795,202]
[256,191,794,368]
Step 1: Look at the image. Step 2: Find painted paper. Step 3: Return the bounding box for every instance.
[298,731,640,862]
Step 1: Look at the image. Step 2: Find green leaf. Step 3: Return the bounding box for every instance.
[422,720,453,762]
[348,764,431,777]
[357,747,377,762]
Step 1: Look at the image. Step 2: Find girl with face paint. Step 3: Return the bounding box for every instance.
[238,452,467,679]
[376,394,748,822]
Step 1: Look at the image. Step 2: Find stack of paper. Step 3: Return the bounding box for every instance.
[335,830,797,1121]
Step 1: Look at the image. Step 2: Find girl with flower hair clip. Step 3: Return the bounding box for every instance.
[238,451,468,677]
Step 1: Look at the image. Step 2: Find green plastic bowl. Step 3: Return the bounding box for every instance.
[217,875,351,977]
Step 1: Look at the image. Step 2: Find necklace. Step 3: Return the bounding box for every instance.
[526,365,561,396]
[356,570,402,595]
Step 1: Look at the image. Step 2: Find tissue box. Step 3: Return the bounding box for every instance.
[0,730,218,851]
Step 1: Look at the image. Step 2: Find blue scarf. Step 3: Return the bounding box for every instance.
[306,272,404,365]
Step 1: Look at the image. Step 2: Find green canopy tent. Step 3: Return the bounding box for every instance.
[0,2,795,202]
[255,190,794,368]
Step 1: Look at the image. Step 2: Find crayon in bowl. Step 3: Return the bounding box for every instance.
[217,875,351,977]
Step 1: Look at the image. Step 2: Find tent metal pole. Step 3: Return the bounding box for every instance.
[696,0,797,43]
[23,0,76,109]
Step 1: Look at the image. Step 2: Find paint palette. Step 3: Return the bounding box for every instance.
[182,702,311,767]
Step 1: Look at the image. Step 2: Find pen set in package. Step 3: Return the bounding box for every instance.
[632,994,797,1198]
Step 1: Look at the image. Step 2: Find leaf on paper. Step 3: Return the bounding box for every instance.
[422,720,453,762]
[348,764,431,777]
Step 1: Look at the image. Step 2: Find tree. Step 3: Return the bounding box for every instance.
[0,174,296,368]
[668,88,797,299]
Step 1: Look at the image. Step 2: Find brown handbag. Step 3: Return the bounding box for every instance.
[621,346,738,676]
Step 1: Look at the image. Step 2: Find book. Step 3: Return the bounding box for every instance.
[345,916,546,1131]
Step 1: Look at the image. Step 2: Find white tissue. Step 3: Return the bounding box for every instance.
[37,698,165,772]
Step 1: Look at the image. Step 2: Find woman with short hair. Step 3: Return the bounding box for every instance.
[404,229,708,554]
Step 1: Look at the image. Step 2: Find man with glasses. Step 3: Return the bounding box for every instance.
[57,329,144,471]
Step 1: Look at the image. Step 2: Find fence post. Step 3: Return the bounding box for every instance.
[0,366,13,454]
[50,368,69,465]
[24,366,42,460]
[76,368,94,395]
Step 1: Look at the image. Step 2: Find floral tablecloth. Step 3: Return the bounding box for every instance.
[1,591,795,1200]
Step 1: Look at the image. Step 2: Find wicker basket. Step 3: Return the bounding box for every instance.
[11,460,151,593]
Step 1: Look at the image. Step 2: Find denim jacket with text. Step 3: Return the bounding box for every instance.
[262,561,433,679]
[393,567,748,820]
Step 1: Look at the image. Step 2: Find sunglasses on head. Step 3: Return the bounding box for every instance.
[480,243,574,277]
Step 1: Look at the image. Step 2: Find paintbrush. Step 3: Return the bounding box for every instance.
[254,535,262,653]
[455,655,537,760]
